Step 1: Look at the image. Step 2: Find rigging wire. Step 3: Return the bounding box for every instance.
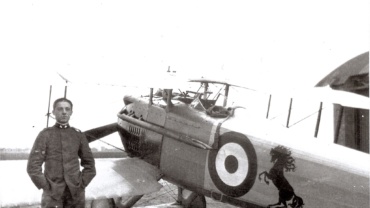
[268,106,327,127]
[83,131,125,152]
[288,107,327,128]
[135,180,178,206]
[97,139,125,152]
[161,180,179,202]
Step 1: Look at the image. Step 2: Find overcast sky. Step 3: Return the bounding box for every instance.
[0,0,368,149]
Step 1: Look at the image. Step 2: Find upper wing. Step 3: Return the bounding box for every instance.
[0,158,162,207]
[86,158,162,200]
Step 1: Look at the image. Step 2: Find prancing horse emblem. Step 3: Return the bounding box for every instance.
[259,145,304,208]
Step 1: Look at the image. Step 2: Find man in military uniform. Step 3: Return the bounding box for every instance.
[27,98,96,208]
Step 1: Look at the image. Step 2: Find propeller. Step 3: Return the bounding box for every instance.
[83,123,119,143]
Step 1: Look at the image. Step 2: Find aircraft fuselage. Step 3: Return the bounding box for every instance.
[117,95,370,208]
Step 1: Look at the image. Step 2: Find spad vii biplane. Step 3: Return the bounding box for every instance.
[0,77,369,208]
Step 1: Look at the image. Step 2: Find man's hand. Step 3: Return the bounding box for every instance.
[43,182,51,191]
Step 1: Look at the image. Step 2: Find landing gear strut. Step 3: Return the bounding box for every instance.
[177,187,206,208]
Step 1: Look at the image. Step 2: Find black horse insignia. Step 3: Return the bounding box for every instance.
[259,146,304,208]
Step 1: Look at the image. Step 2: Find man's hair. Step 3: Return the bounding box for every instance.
[53,98,73,110]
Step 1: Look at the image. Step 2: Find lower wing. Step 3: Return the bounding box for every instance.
[0,158,162,207]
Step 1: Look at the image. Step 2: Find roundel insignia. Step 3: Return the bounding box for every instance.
[208,132,257,197]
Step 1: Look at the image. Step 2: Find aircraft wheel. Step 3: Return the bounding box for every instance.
[208,132,257,197]
[178,188,206,208]
[90,198,115,208]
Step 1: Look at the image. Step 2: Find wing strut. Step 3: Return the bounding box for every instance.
[286,98,293,128]
[314,102,323,138]
[334,106,344,144]
[57,72,69,98]
[266,94,272,119]
[223,84,229,107]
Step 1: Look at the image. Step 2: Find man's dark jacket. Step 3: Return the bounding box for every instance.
[27,124,96,200]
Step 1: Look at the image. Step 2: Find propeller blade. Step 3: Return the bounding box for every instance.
[84,123,118,143]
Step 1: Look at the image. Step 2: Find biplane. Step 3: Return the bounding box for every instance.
[0,77,369,208]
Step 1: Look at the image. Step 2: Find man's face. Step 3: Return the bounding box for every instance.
[52,101,73,124]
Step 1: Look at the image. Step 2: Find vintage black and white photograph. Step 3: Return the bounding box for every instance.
[0,0,369,207]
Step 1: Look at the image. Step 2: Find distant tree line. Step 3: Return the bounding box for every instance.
[0,148,127,160]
